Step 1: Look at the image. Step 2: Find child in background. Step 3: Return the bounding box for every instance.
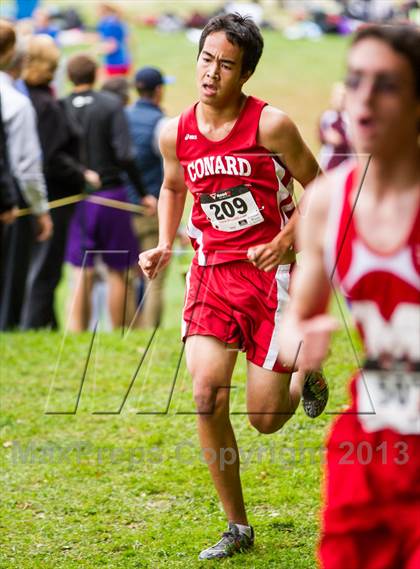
[96,3,131,77]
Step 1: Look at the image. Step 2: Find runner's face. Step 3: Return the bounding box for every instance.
[197,32,250,105]
[345,38,420,155]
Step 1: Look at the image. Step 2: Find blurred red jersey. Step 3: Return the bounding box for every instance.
[320,162,420,569]
[176,96,295,266]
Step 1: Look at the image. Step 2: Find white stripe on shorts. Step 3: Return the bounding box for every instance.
[181,266,192,339]
[263,265,291,370]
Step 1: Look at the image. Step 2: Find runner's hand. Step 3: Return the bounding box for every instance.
[141,195,158,217]
[280,315,339,371]
[35,212,53,242]
[139,245,171,280]
[84,169,101,190]
[247,233,295,271]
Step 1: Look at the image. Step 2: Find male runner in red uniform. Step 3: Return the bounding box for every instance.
[279,24,420,569]
[139,13,328,559]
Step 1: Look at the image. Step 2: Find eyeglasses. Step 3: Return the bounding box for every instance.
[344,72,403,95]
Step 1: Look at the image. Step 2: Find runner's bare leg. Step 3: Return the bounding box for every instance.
[246,363,304,433]
[186,335,248,525]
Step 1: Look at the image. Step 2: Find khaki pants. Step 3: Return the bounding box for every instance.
[133,214,167,328]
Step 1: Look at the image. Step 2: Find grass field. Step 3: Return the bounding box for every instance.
[1,320,361,568]
[0,12,360,569]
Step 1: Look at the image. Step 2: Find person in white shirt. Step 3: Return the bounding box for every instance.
[0,19,52,328]
[0,66,51,237]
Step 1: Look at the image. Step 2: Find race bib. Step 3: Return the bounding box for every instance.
[200,185,264,232]
[357,368,420,435]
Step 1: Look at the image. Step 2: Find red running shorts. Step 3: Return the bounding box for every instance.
[182,259,292,373]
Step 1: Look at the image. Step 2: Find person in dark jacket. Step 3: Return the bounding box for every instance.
[20,35,101,329]
[0,20,18,295]
[0,20,17,225]
[64,53,156,331]
[0,101,17,225]
[125,66,170,327]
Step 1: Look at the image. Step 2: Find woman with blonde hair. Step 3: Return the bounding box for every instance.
[20,36,100,329]
[22,33,60,86]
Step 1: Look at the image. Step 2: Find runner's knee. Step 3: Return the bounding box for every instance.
[248,413,289,434]
[193,382,229,416]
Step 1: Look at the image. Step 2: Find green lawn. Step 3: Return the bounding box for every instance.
[1,318,361,568]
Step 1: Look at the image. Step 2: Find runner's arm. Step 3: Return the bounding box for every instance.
[157,117,188,248]
[278,176,338,370]
[249,107,321,270]
[260,106,320,187]
[260,106,321,245]
[138,117,187,279]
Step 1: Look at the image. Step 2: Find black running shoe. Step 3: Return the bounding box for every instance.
[198,523,254,560]
[302,370,329,418]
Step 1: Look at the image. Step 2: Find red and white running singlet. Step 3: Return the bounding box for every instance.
[176,96,295,266]
[324,163,420,435]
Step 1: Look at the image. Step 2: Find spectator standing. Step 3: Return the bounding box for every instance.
[0,19,18,285]
[20,35,99,329]
[101,76,130,106]
[96,3,131,77]
[63,54,156,331]
[318,82,352,171]
[0,19,17,222]
[126,66,170,327]
[0,22,52,329]
[33,9,60,40]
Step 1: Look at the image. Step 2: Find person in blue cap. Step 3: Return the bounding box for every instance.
[126,67,171,327]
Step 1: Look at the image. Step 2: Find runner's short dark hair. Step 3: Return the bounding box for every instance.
[351,24,420,98]
[198,13,264,76]
[67,53,97,86]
